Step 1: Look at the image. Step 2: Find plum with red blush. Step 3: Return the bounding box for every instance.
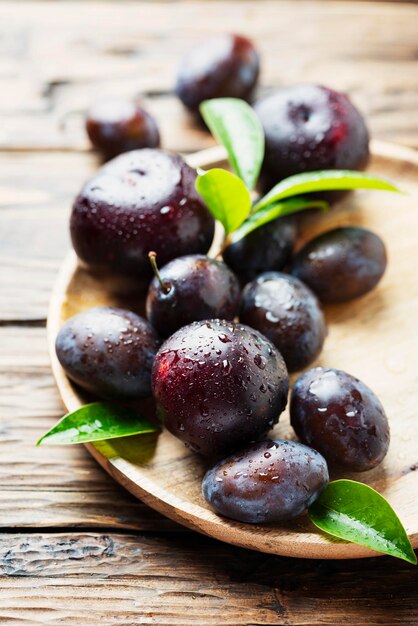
[70,149,215,278]
[152,320,289,457]
[254,84,370,191]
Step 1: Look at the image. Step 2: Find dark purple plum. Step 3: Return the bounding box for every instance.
[70,149,215,278]
[202,439,329,523]
[86,98,160,161]
[291,226,387,303]
[290,367,390,472]
[254,84,370,191]
[146,254,240,337]
[240,272,327,372]
[55,307,160,399]
[222,216,297,282]
[152,320,289,457]
[175,34,260,112]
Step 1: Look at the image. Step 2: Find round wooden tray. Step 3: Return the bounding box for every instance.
[48,141,418,559]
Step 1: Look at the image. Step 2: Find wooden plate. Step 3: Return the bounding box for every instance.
[48,141,418,559]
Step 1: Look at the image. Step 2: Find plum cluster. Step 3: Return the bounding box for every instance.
[56,35,390,526]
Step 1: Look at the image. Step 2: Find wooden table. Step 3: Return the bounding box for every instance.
[1,2,417,624]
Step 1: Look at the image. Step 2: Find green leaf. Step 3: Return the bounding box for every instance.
[253,170,401,211]
[230,197,329,244]
[309,480,416,564]
[37,402,158,445]
[200,98,264,190]
[195,168,252,234]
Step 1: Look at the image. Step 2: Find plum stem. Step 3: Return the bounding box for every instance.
[148,251,171,294]
[217,234,232,258]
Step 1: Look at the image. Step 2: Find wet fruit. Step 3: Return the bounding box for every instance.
[175,34,260,112]
[254,84,370,191]
[222,216,296,282]
[202,439,329,523]
[146,254,241,337]
[152,319,289,457]
[291,226,387,303]
[55,307,160,399]
[86,98,160,161]
[70,149,215,278]
[290,367,390,472]
[239,272,327,372]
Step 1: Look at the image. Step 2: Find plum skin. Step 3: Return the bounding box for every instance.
[70,149,215,278]
[254,84,370,190]
[291,226,387,303]
[55,307,160,399]
[202,439,329,524]
[223,216,296,282]
[152,320,289,458]
[290,367,390,472]
[86,98,160,161]
[175,34,260,112]
[146,255,241,337]
[239,272,327,373]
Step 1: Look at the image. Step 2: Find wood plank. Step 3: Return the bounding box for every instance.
[0,151,92,321]
[0,1,417,152]
[0,532,417,626]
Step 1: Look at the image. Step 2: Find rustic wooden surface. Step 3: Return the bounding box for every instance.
[1,1,418,624]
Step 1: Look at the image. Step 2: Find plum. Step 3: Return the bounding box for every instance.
[240,272,327,372]
[70,149,215,278]
[175,34,260,112]
[86,98,160,161]
[146,254,240,337]
[291,226,387,302]
[290,367,390,472]
[152,320,289,457]
[254,84,370,191]
[222,216,296,282]
[55,307,160,399]
[202,439,329,523]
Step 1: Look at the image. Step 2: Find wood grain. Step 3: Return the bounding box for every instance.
[1,1,418,152]
[1,532,417,626]
[2,1,418,622]
[48,143,418,559]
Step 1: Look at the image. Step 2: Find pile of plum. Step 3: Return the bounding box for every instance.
[56,34,390,525]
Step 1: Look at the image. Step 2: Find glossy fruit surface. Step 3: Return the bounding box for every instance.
[240,272,326,372]
[152,320,289,457]
[175,34,260,112]
[70,149,215,278]
[55,307,160,399]
[254,84,370,190]
[146,254,240,337]
[290,367,390,472]
[202,439,329,523]
[291,226,387,303]
[223,216,296,282]
[86,98,160,161]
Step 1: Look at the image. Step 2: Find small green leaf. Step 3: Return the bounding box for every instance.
[309,480,416,564]
[253,170,401,211]
[230,197,329,244]
[195,168,251,234]
[200,98,264,190]
[37,402,158,445]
